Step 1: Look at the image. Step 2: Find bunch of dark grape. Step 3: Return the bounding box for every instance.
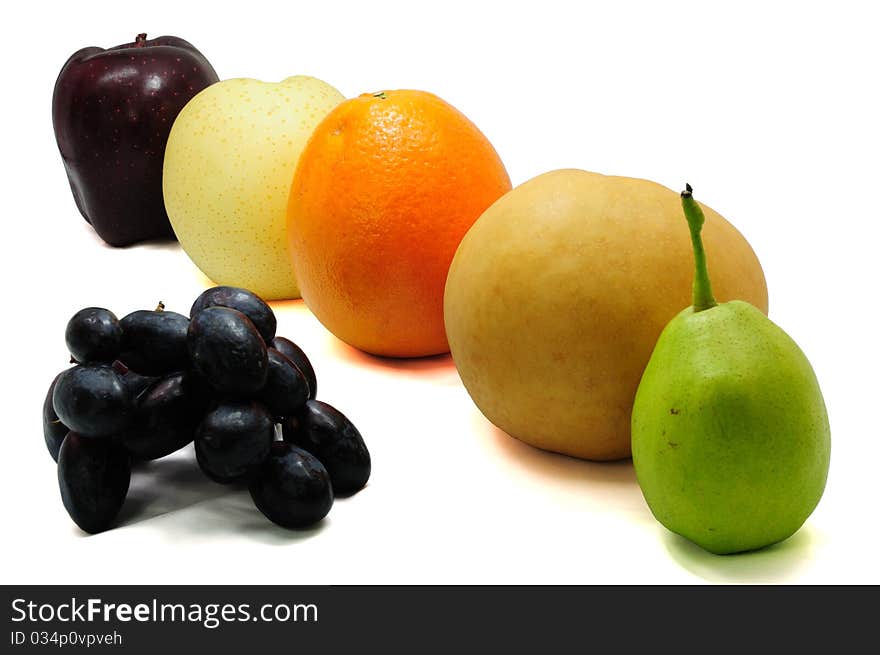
[43,286,371,534]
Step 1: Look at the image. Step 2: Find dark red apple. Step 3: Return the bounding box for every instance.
[52,34,218,246]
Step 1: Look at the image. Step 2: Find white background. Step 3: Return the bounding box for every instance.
[2,0,878,584]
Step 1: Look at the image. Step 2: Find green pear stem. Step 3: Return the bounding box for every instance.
[681,184,717,312]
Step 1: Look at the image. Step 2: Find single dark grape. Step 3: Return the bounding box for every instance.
[58,432,131,534]
[65,307,122,363]
[195,401,274,483]
[249,442,333,529]
[118,305,189,375]
[188,307,268,396]
[121,372,207,461]
[282,400,371,496]
[190,286,276,343]
[260,349,310,420]
[43,372,70,462]
[52,364,134,438]
[271,337,317,399]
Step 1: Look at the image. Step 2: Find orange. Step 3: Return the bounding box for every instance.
[287,90,512,357]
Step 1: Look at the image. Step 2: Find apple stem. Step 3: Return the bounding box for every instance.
[135,33,147,47]
[681,184,718,313]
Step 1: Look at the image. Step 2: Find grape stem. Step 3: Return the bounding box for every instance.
[681,184,718,313]
[155,301,165,312]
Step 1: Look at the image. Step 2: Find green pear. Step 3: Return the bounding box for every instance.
[631,185,830,555]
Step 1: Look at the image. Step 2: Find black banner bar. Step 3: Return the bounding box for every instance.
[1,585,872,651]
